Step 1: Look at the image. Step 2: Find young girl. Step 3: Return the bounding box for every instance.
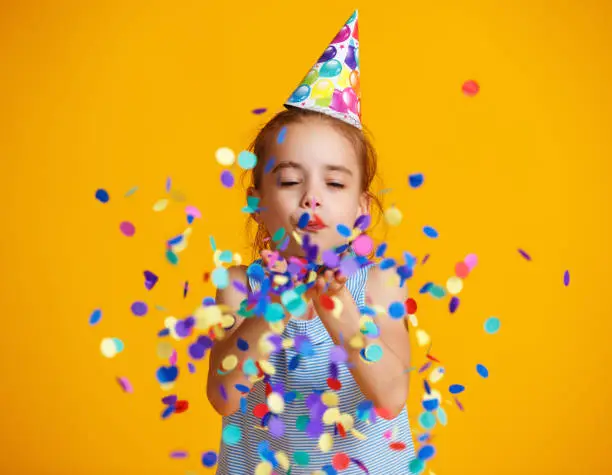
[207,11,415,474]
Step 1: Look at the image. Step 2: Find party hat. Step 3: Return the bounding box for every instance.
[284,10,361,129]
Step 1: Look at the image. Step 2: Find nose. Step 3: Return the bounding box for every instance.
[301,194,321,210]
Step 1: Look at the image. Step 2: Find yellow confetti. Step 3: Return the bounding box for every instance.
[273,274,289,286]
[100,338,118,358]
[322,407,340,425]
[170,189,186,202]
[292,230,303,246]
[318,433,333,452]
[349,333,365,349]
[194,305,223,331]
[269,320,286,334]
[429,367,445,383]
[351,428,367,440]
[221,354,238,372]
[415,329,430,347]
[233,252,242,266]
[215,146,236,166]
[321,391,338,407]
[446,276,464,295]
[258,359,276,376]
[267,392,285,414]
[164,317,181,340]
[160,382,174,391]
[338,413,354,431]
[254,461,273,475]
[153,198,169,212]
[384,206,403,226]
[330,296,343,318]
[408,314,419,327]
[276,451,289,470]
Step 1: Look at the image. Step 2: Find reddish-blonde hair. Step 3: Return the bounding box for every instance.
[242,107,384,259]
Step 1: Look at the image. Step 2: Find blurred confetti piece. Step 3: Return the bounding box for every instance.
[384,206,403,226]
[165,177,172,192]
[564,270,570,286]
[476,364,489,378]
[119,221,135,237]
[484,317,500,334]
[101,337,123,358]
[153,198,169,212]
[518,248,531,261]
[95,189,109,203]
[144,270,158,290]
[462,79,479,96]
[252,108,267,115]
[221,170,235,188]
[423,226,438,238]
[116,376,133,393]
[408,173,424,188]
[124,186,138,197]
[215,147,235,166]
[89,309,102,326]
[277,126,288,144]
[201,451,218,468]
[169,450,188,459]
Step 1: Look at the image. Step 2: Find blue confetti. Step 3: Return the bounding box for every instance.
[476,364,489,378]
[336,224,351,237]
[277,126,287,144]
[408,173,424,188]
[264,156,276,174]
[95,189,109,203]
[449,384,465,394]
[298,212,310,229]
[89,308,102,325]
[449,296,460,313]
[375,243,387,258]
[237,338,249,351]
[423,226,439,238]
[388,302,405,319]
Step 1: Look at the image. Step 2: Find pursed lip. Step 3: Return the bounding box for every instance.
[297,214,327,232]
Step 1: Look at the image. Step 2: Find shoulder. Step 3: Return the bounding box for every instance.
[215,265,248,308]
[366,264,407,305]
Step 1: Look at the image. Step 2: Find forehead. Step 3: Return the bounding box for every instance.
[270,120,359,169]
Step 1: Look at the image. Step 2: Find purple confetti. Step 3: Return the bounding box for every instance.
[165,177,172,192]
[232,280,248,294]
[449,296,460,313]
[116,376,133,393]
[162,395,177,405]
[454,396,465,411]
[144,270,158,290]
[268,415,285,437]
[564,270,570,286]
[169,451,188,459]
[518,248,532,261]
[252,108,267,115]
[220,170,235,188]
[322,249,340,268]
[131,301,148,317]
[188,362,196,373]
[188,343,206,360]
[219,384,228,401]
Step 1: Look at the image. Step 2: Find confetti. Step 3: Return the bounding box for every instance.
[131,301,148,317]
[462,79,480,96]
[352,234,373,256]
[252,108,267,115]
[484,317,501,334]
[221,170,235,188]
[222,425,242,445]
[264,157,276,174]
[202,451,218,467]
[518,248,531,261]
[144,270,158,290]
[215,147,235,166]
[277,126,288,144]
[476,364,489,378]
[95,189,109,203]
[89,309,102,325]
[564,270,570,286]
[124,186,138,197]
[408,173,424,188]
[449,384,465,394]
[116,377,133,393]
[119,221,135,237]
[101,337,123,358]
[423,226,438,238]
[238,151,257,170]
[153,199,169,212]
[384,206,402,226]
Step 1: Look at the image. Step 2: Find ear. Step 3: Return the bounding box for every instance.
[247,186,262,223]
[358,191,371,218]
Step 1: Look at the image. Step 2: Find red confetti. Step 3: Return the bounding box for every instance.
[320,294,335,311]
[174,400,189,413]
[332,452,350,470]
[455,262,470,278]
[426,354,441,363]
[337,423,347,438]
[375,407,393,420]
[462,79,480,96]
[389,441,407,451]
[203,272,210,282]
[253,403,269,419]
[405,298,417,314]
[327,378,342,391]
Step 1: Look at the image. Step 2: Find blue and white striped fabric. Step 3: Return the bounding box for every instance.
[216,262,415,474]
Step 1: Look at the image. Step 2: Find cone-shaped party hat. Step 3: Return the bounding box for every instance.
[284,10,361,129]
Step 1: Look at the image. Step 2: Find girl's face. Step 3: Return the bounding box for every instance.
[252,119,369,258]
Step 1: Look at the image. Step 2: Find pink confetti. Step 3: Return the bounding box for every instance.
[116,377,133,393]
[462,80,479,96]
[119,221,135,237]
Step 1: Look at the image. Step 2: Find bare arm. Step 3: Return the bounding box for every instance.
[311,266,411,418]
[206,265,291,417]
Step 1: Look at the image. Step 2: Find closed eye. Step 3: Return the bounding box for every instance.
[328,182,345,189]
[280,181,300,187]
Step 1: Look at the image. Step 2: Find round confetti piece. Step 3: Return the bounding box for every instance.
[405,298,417,314]
[95,188,109,203]
[418,411,437,430]
[332,452,350,470]
[220,170,234,188]
[384,206,403,226]
[157,341,174,359]
[255,461,273,475]
[212,267,229,289]
[484,316,501,334]
[318,433,333,452]
[101,338,118,358]
[201,451,218,468]
[296,415,309,431]
[119,221,135,237]
[293,451,310,466]
[215,147,235,166]
[464,253,478,269]
[462,79,480,96]
[446,276,463,295]
[409,457,425,474]
[131,301,148,317]
[222,424,241,445]
[364,344,383,362]
[237,150,257,170]
[476,364,489,378]
[388,301,405,319]
[408,173,424,188]
[89,308,102,325]
[352,234,373,256]
[455,261,470,278]
[221,354,238,372]
[423,226,438,238]
[153,198,169,212]
[267,392,285,414]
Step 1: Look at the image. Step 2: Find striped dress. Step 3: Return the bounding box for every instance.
[216,263,415,474]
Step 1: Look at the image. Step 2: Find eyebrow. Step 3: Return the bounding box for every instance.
[271,161,353,176]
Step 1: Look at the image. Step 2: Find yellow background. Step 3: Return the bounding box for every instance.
[1,1,611,474]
